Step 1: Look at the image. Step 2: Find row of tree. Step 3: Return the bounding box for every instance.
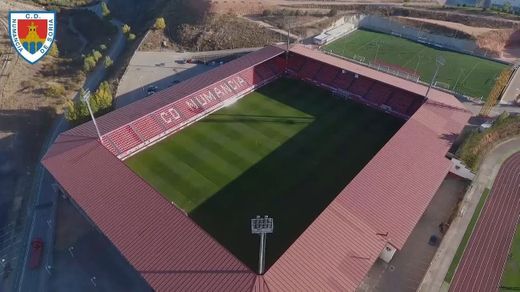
[83,48,113,72]
[65,81,113,124]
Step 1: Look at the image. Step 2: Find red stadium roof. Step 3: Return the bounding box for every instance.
[42,45,471,291]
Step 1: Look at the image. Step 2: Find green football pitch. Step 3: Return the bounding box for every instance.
[126,78,404,270]
[323,29,509,99]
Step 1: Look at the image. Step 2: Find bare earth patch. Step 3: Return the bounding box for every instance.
[398,16,494,37]
[396,16,520,61]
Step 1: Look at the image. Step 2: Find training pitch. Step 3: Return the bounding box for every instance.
[324,29,509,99]
[126,78,404,270]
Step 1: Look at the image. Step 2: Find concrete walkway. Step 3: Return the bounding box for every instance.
[501,68,520,105]
[418,136,520,292]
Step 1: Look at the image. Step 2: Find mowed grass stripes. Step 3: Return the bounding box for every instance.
[324,29,508,99]
[126,82,313,212]
[126,78,404,270]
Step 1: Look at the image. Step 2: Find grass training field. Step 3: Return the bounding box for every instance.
[126,78,404,270]
[501,224,520,289]
[324,29,509,99]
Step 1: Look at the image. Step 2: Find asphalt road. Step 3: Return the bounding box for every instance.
[500,68,520,105]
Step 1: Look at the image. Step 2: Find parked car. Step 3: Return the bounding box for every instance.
[146,85,158,96]
[28,238,44,269]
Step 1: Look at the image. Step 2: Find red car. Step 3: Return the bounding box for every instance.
[28,238,44,269]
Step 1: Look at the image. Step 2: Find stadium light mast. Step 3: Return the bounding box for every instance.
[251,215,274,275]
[81,89,103,142]
[425,56,445,98]
[285,16,291,70]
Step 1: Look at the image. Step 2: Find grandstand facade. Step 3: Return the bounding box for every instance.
[43,45,471,291]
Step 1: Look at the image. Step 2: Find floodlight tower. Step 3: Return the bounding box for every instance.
[251,215,274,275]
[425,56,445,98]
[81,89,103,142]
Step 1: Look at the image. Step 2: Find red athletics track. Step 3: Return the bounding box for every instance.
[450,152,520,292]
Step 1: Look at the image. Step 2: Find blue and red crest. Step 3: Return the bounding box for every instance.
[9,11,56,64]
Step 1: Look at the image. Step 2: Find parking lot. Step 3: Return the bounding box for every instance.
[116,48,261,107]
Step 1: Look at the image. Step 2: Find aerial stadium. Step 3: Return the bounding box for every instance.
[42,44,471,291]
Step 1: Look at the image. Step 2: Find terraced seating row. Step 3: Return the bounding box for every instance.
[315,65,339,85]
[287,53,425,117]
[101,63,283,157]
[386,91,418,115]
[365,83,393,105]
[298,60,322,80]
[106,125,143,154]
[270,56,286,73]
[288,53,307,72]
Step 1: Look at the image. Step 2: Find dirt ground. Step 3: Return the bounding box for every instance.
[205,0,435,15]
[398,16,494,36]
[396,16,520,61]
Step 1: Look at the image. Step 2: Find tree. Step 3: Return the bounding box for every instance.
[103,56,113,68]
[92,81,113,111]
[65,82,113,124]
[154,17,166,30]
[64,99,77,122]
[127,33,136,41]
[49,42,59,58]
[83,56,97,72]
[503,1,512,13]
[101,1,110,17]
[99,44,107,51]
[91,50,102,62]
[45,83,65,98]
[122,24,131,34]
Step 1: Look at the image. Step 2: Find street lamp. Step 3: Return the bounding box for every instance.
[425,56,445,98]
[251,215,274,275]
[81,89,103,142]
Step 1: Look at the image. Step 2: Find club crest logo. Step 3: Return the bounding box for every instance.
[9,11,56,64]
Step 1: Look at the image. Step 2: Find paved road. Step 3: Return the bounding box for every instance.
[16,4,126,291]
[501,68,520,105]
[449,152,520,292]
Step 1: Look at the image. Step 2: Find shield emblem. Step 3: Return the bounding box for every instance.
[9,11,56,64]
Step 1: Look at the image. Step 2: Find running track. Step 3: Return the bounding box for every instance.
[450,152,520,292]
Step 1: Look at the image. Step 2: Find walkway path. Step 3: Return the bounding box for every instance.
[449,152,520,292]
[240,16,301,41]
[501,68,520,105]
[418,137,520,292]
